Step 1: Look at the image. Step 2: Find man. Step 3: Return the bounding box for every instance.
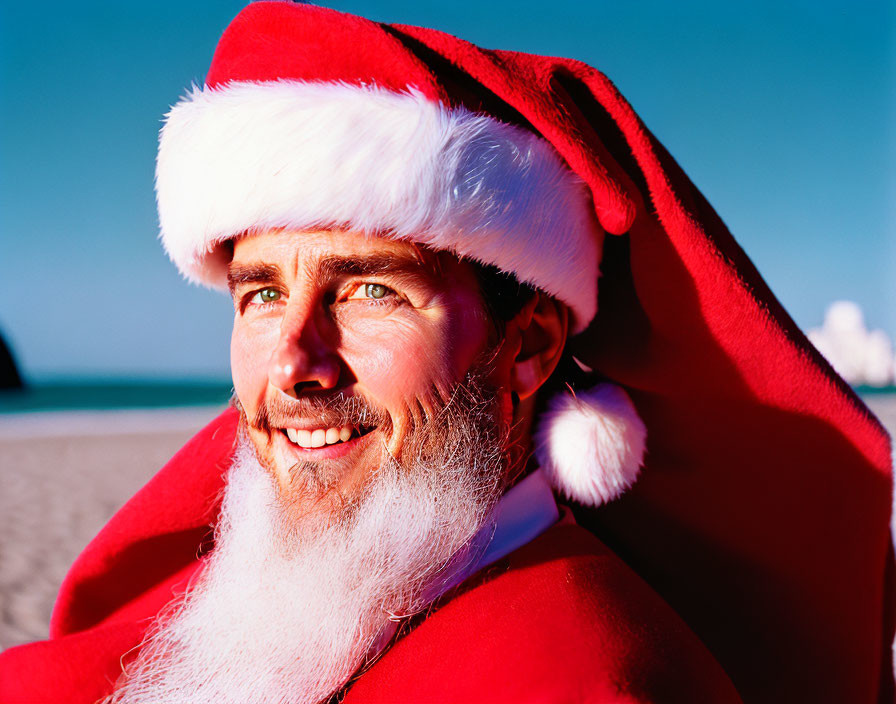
[1,3,893,702]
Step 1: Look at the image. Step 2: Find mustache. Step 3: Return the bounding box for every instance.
[251,392,391,434]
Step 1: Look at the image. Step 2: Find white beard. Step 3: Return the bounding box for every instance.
[105,388,506,704]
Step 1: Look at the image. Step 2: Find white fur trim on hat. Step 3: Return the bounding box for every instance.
[534,383,646,506]
[156,81,602,332]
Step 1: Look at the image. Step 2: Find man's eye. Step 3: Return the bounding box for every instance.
[251,288,281,304]
[346,283,395,301]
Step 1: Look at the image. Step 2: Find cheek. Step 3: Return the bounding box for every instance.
[341,317,446,406]
[230,318,274,408]
[338,298,489,410]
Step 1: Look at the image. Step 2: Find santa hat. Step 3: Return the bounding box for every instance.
[155,2,646,506]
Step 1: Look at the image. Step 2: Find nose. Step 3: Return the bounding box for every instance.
[268,299,341,394]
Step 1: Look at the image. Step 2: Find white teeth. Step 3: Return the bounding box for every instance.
[286,425,358,448]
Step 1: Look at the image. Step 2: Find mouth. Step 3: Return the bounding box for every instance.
[280,424,376,450]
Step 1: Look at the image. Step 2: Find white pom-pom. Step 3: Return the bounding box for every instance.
[534,383,647,506]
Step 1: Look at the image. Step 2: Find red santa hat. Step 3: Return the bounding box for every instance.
[155,1,647,506]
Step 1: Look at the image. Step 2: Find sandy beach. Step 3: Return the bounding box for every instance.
[1,396,894,652]
[0,406,223,650]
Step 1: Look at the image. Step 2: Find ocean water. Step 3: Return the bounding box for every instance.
[1,381,893,417]
[0,381,233,414]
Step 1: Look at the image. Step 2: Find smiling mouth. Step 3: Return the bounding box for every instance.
[281,425,375,449]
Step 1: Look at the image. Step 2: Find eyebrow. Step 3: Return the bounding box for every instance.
[316,252,429,281]
[227,263,282,294]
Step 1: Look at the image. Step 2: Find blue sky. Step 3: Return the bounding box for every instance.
[1,0,893,382]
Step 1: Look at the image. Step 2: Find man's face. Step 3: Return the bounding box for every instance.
[109,229,514,703]
[229,228,502,508]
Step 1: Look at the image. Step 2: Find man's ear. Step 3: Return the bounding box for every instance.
[509,293,569,400]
